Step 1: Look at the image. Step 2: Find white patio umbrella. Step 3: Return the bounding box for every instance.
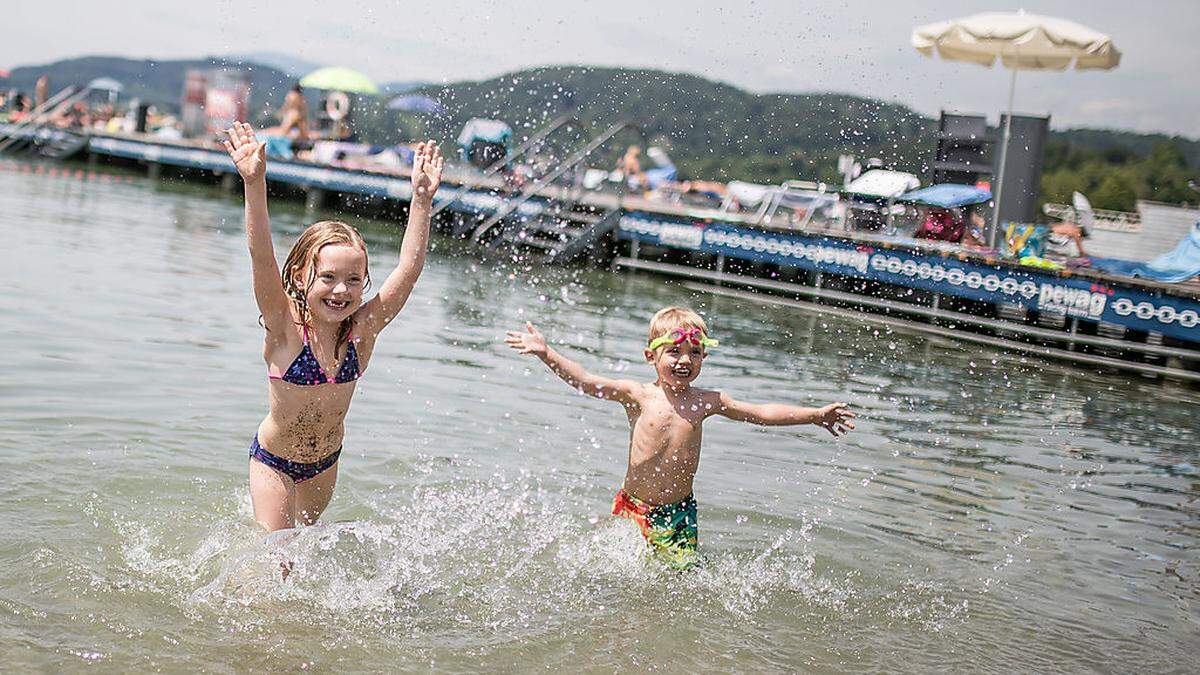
[912,11,1120,242]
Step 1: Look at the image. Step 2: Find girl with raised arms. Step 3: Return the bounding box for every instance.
[223,122,443,532]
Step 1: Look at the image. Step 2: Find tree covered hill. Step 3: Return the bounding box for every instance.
[416,66,935,184]
[3,57,1196,210]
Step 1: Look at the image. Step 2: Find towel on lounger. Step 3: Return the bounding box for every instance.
[1092,219,1200,282]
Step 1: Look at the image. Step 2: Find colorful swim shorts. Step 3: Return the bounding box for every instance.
[612,487,698,569]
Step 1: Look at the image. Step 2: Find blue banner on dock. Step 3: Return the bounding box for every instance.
[618,212,1200,344]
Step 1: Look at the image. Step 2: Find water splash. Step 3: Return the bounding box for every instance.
[98,464,971,661]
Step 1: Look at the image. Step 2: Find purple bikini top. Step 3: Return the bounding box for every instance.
[268,325,362,386]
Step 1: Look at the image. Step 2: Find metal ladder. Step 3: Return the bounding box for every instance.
[431,114,584,222]
[470,120,639,244]
[0,86,86,154]
[492,206,622,265]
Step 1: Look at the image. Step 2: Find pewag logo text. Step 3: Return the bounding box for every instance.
[703,229,870,273]
[619,216,705,249]
[1037,283,1107,319]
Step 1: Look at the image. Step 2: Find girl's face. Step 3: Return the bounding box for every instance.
[300,243,367,323]
[645,337,706,388]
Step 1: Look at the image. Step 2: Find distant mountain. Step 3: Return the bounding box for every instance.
[2,56,1195,209]
[413,66,935,183]
[0,55,295,119]
[229,51,323,78]
[382,81,431,95]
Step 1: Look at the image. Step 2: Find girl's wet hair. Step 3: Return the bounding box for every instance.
[647,306,709,348]
[277,220,371,345]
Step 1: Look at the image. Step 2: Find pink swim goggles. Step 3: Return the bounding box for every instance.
[648,327,719,351]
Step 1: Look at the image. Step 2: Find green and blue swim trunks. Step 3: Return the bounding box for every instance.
[612,487,698,569]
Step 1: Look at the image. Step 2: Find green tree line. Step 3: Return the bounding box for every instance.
[1041,140,1196,211]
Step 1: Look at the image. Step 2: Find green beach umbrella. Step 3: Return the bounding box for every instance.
[299,66,380,95]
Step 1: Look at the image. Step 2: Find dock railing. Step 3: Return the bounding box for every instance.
[748,180,839,230]
[1043,202,1142,232]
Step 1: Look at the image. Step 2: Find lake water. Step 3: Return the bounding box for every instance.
[1,161,1197,672]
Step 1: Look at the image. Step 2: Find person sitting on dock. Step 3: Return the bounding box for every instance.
[1045,221,1089,258]
[962,209,990,248]
[49,101,91,129]
[506,307,855,569]
[273,83,310,141]
[34,76,48,109]
[616,145,648,191]
[913,206,965,242]
[7,93,32,122]
[650,179,730,207]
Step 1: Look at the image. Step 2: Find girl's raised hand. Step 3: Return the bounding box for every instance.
[223,122,266,184]
[505,321,548,357]
[411,140,444,201]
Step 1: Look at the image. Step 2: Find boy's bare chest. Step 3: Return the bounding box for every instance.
[635,397,707,437]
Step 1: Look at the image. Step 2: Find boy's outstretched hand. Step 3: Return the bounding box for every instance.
[411,140,444,201]
[222,122,266,184]
[816,402,856,437]
[505,322,548,357]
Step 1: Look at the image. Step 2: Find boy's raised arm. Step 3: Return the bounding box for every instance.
[357,141,444,338]
[506,322,640,405]
[714,392,855,437]
[223,122,291,332]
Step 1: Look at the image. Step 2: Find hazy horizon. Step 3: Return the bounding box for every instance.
[6,1,1198,138]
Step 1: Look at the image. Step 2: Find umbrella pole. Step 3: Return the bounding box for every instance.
[990,67,1018,248]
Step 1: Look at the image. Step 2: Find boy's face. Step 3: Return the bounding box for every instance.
[645,338,706,388]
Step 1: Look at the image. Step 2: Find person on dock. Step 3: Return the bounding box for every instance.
[222,122,443,534]
[1046,220,1090,258]
[963,209,990,248]
[617,145,648,191]
[34,75,48,109]
[275,83,310,141]
[505,307,855,569]
[7,93,32,122]
[913,206,965,242]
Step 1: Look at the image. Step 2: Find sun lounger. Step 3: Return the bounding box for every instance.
[1092,219,1200,282]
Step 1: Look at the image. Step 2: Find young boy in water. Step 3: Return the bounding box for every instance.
[506,307,855,568]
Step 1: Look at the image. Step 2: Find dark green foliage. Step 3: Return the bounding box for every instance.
[1040,138,1197,211]
[1052,128,1200,168]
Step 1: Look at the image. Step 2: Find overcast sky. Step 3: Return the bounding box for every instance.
[7,0,1198,137]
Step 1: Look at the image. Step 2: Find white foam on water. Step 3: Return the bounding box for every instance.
[101,465,970,652]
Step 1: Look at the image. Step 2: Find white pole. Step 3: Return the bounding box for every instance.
[991,66,1018,247]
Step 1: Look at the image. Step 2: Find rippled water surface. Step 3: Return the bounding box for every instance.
[1,163,1197,671]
